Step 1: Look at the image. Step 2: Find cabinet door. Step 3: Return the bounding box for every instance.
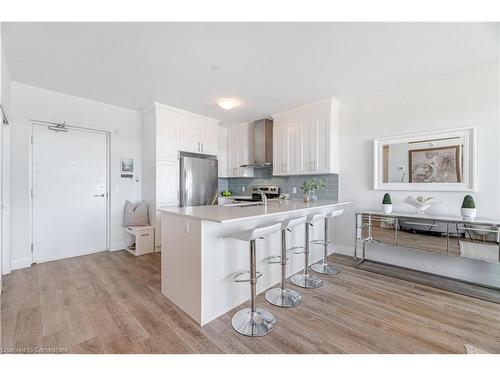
[273,123,300,175]
[286,124,299,174]
[157,160,179,206]
[302,119,328,174]
[200,128,217,155]
[273,125,286,175]
[217,127,228,177]
[156,120,179,161]
[315,118,329,173]
[303,118,330,174]
[295,123,307,174]
[227,130,239,177]
[226,125,253,177]
[238,128,249,166]
[180,123,200,153]
[273,125,281,175]
[302,121,315,173]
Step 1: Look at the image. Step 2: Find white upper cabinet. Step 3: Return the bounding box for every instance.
[157,120,180,161]
[179,116,218,155]
[200,127,218,155]
[180,122,201,153]
[226,123,254,177]
[272,98,339,176]
[217,127,228,178]
[142,102,220,246]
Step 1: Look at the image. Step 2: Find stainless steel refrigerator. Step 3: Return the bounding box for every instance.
[179,151,218,207]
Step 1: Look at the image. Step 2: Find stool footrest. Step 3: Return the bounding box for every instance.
[311,240,333,246]
[233,271,263,283]
[289,246,305,254]
[266,255,290,264]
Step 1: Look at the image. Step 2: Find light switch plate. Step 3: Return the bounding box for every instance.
[242,187,246,192]
[292,187,297,194]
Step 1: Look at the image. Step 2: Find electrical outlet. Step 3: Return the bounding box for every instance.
[292,187,297,194]
[242,187,246,192]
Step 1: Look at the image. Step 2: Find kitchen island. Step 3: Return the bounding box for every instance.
[159,199,350,326]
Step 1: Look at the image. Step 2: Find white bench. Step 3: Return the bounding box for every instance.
[125,226,155,256]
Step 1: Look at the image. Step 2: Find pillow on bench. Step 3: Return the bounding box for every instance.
[123,200,149,227]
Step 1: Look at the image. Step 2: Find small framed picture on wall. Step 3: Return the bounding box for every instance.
[121,158,134,179]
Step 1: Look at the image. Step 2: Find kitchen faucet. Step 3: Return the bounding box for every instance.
[258,188,268,206]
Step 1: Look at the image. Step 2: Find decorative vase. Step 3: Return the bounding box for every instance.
[382,203,393,214]
[404,196,440,215]
[461,207,477,220]
[303,189,317,203]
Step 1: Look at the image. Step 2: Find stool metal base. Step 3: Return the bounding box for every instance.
[265,287,303,308]
[231,307,277,337]
[290,273,323,289]
[311,262,340,275]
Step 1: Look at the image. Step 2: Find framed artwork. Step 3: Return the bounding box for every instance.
[409,146,462,183]
[120,158,134,179]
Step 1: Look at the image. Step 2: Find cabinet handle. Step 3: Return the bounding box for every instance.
[202,142,204,152]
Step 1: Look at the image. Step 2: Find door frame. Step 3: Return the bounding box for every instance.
[30,121,111,264]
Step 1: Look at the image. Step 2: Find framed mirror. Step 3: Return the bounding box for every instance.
[373,127,476,191]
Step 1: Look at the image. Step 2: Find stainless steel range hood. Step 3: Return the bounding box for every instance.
[240,118,273,168]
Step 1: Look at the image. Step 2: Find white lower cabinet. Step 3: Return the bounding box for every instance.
[272,98,339,176]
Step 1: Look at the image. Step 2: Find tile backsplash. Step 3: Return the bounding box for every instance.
[219,169,338,200]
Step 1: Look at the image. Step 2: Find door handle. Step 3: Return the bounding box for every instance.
[94,194,105,197]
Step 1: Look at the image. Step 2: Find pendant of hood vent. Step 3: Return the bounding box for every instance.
[240,119,274,168]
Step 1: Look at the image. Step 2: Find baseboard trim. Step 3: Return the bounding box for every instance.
[333,244,355,257]
[11,257,32,271]
[110,242,127,251]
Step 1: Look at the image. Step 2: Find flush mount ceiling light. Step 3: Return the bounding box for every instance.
[217,97,241,110]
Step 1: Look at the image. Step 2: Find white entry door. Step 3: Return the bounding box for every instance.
[32,125,108,263]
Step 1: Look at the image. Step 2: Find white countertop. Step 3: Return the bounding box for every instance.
[159,200,351,223]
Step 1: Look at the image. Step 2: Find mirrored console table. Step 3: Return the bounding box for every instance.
[354,211,500,302]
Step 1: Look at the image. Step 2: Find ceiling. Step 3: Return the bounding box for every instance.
[3,22,498,126]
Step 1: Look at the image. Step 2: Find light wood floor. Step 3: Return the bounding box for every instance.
[2,250,500,354]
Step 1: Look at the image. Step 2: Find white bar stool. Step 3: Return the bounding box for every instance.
[290,212,326,289]
[264,216,307,308]
[226,222,282,337]
[311,208,344,275]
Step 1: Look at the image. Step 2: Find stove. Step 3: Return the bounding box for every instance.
[233,186,280,202]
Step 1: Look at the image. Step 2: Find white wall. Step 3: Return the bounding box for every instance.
[9,82,142,270]
[1,23,12,284]
[336,63,500,254]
